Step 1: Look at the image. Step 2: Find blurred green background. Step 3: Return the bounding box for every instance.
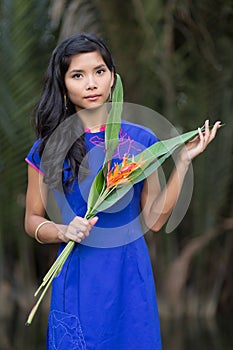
[0,0,232,349]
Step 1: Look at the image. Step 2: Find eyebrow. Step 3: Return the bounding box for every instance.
[70,64,107,73]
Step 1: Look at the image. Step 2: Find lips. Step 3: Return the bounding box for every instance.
[84,94,101,101]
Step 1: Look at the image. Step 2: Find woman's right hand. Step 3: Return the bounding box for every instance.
[57,216,99,243]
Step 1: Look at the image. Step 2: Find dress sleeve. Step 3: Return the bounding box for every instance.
[147,131,159,147]
[25,139,44,175]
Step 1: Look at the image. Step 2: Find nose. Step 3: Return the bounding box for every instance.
[86,74,97,90]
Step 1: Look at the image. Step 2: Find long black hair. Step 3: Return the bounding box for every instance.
[34,33,116,190]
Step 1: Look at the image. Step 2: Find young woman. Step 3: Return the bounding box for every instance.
[24,33,221,349]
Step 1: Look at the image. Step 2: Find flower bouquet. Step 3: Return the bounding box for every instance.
[26,74,220,325]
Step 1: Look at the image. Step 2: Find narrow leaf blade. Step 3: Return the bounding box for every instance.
[104,74,123,164]
[87,167,106,213]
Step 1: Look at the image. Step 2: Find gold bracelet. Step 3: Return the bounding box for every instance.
[34,221,52,244]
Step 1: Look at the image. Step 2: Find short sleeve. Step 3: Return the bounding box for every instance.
[136,124,159,149]
[25,139,44,175]
[146,129,159,148]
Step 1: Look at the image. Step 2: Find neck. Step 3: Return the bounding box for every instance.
[78,105,108,132]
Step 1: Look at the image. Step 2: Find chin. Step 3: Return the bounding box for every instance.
[85,103,105,111]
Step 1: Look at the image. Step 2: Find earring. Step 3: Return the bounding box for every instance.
[109,89,112,101]
[64,94,68,110]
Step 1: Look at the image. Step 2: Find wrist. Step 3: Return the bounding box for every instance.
[176,156,191,171]
[56,224,69,243]
[34,221,65,244]
[34,220,54,244]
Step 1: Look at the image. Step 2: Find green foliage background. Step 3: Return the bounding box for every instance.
[0,0,232,348]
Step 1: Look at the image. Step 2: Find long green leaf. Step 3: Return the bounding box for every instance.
[104,74,123,165]
[132,123,221,166]
[86,127,203,214]
[133,128,200,164]
[86,74,124,215]
[87,166,106,215]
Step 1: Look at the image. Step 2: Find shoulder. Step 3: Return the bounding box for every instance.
[26,138,42,158]
[25,139,43,174]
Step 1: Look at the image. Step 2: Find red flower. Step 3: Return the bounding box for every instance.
[106,154,145,189]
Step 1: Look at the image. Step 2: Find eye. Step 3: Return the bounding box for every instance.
[96,69,106,75]
[72,73,83,79]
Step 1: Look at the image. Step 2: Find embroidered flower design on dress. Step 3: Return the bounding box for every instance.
[89,128,142,159]
[48,310,86,350]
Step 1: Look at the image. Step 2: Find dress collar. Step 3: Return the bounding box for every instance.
[84,125,106,133]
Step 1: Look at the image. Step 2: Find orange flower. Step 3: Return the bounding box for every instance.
[106,154,146,189]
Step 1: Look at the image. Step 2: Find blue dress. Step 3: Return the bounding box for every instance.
[26,121,162,350]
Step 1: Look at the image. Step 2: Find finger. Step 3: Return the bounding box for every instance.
[198,126,204,143]
[70,217,90,232]
[71,216,89,227]
[65,223,87,241]
[67,224,84,236]
[204,119,210,142]
[76,231,85,240]
[209,121,221,142]
[65,231,82,243]
[67,227,87,242]
[200,120,211,148]
[76,217,99,238]
[89,216,99,227]
[75,227,90,239]
[197,127,206,153]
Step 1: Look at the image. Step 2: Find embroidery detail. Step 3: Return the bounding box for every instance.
[48,310,86,350]
[88,128,142,159]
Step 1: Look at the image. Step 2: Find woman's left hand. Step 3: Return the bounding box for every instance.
[179,120,222,164]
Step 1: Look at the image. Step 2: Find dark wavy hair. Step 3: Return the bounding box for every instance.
[34,33,116,190]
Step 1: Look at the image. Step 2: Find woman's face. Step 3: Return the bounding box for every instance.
[64,51,114,112]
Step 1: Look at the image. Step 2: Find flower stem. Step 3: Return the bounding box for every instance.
[27,197,116,324]
[34,241,74,297]
[26,261,61,325]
